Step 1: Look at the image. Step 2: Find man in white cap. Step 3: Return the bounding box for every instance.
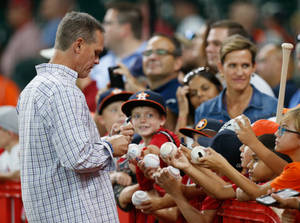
[0,106,20,181]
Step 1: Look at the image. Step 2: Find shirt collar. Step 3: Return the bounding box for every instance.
[216,85,263,112]
[36,63,78,82]
[247,85,263,109]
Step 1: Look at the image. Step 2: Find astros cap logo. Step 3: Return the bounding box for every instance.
[111,89,122,95]
[137,92,149,100]
[196,119,208,130]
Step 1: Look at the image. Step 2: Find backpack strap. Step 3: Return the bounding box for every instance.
[157,130,176,144]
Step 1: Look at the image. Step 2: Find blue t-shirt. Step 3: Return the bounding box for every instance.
[195,85,278,124]
[153,78,181,115]
[273,79,298,108]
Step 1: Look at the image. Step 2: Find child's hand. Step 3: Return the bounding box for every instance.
[235,115,256,147]
[142,145,160,157]
[119,122,134,140]
[236,187,251,201]
[176,86,190,115]
[180,144,192,161]
[135,193,162,213]
[165,147,191,170]
[271,193,300,209]
[281,209,298,223]
[197,147,228,171]
[154,168,182,196]
[137,160,159,179]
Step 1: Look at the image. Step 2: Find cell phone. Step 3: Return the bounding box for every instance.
[108,66,125,89]
[256,188,300,206]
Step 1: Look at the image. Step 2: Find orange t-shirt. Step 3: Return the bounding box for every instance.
[271,162,300,192]
[0,75,20,106]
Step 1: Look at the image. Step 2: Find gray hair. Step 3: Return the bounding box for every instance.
[55,11,104,51]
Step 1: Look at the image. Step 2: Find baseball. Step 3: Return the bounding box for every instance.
[127,143,142,160]
[143,154,160,168]
[166,166,181,179]
[191,146,206,164]
[131,190,149,206]
[160,142,177,158]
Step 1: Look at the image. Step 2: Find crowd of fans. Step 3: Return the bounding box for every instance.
[1,0,300,222]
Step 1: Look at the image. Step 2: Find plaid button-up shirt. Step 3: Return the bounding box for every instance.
[17,63,119,222]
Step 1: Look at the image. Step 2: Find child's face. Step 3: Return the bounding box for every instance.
[239,145,253,169]
[188,75,220,108]
[247,153,275,183]
[131,106,166,139]
[275,119,300,156]
[98,101,127,133]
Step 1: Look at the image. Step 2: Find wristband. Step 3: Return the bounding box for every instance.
[104,140,114,154]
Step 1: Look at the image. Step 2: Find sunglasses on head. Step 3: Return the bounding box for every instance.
[183,67,210,84]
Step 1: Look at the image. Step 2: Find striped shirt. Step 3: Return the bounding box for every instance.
[17,63,119,222]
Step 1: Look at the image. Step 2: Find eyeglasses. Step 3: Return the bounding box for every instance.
[277,126,300,137]
[183,67,210,84]
[142,49,175,57]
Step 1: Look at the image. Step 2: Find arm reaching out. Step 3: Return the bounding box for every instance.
[235,115,288,175]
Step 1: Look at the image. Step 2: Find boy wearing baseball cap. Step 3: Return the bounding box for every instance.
[95,88,133,135]
[0,106,20,181]
[122,90,180,185]
[121,90,181,222]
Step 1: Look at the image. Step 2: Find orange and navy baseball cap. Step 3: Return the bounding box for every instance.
[97,88,133,115]
[251,119,279,137]
[121,90,166,117]
[179,118,224,138]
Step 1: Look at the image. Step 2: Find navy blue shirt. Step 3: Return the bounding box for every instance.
[153,78,181,115]
[273,79,298,108]
[195,85,278,124]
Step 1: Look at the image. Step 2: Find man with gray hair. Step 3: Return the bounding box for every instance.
[17,12,131,222]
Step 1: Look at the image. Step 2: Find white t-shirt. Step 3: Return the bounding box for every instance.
[0,144,20,172]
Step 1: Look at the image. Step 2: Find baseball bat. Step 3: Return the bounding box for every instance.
[276,43,293,123]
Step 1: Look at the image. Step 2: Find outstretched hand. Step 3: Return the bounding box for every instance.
[164,146,192,170]
[235,115,257,147]
[154,168,182,196]
[176,86,190,115]
[197,147,229,172]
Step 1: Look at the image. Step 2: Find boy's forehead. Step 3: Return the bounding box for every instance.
[102,100,124,111]
[132,106,159,113]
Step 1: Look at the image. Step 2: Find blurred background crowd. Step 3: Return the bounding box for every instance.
[0,0,300,101]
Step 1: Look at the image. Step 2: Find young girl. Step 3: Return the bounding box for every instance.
[176,67,222,141]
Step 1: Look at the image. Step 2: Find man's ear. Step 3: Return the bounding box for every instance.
[73,37,84,54]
